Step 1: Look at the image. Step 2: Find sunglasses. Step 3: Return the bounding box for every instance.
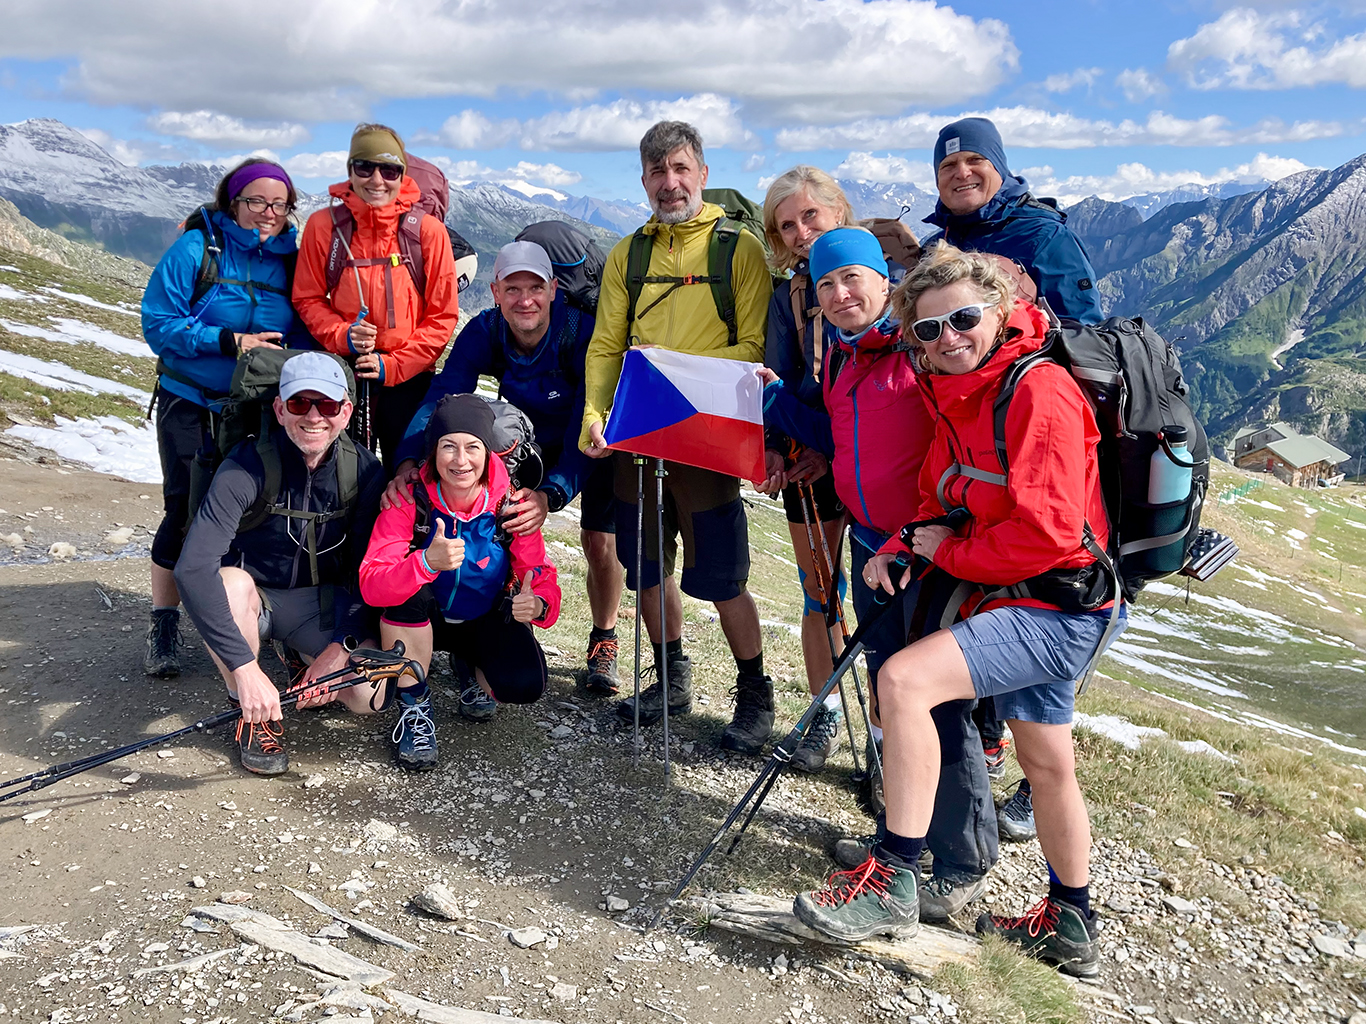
[910,303,993,344]
[284,395,346,417]
[350,160,403,181]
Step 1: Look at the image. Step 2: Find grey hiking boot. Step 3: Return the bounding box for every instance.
[864,735,885,816]
[720,674,775,755]
[794,852,920,943]
[976,898,1100,978]
[999,779,1037,842]
[833,833,877,870]
[790,703,843,773]
[919,873,989,922]
[615,656,692,724]
[583,633,620,696]
[452,655,497,722]
[393,692,439,770]
[143,608,182,678]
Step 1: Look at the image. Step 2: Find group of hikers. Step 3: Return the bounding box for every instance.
[139,114,1124,978]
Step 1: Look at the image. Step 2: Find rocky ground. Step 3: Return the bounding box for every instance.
[0,449,1364,1024]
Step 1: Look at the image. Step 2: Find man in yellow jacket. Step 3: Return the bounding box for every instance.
[582,121,774,754]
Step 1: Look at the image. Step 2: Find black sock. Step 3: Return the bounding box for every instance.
[591,624,617,642]
[399,679,429,703]
[1049,879,1092,918]
[873,830,925,872]
[736,653,764,678]
[652,639,684,665]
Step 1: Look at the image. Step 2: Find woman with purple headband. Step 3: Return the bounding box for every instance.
[141,158,312,679]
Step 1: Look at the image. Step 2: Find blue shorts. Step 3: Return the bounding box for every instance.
[949,604,1127,726]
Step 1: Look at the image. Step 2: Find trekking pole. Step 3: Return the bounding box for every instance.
[631,455,646,768]
[655,457,670,784]
[0,643,418,804]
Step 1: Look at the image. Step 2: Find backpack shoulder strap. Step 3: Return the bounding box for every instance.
[335,434,359,514]
[324,205,357,295]
[708,218,742,347]
[237,434,281,534]
[408,478,434,553]
[624,228,654,346]
[189,213,223,310]
[397,209,427,296]
[558,305,583,379]
[991,339,1061,474]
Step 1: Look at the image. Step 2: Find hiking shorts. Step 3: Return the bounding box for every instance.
[578,459,617,534]
[152,391,210,570]
[256,586,334,660]
[612,454,749,603]
[949,604,1128,726]
[780,471,844,526]
[381,586,546,705]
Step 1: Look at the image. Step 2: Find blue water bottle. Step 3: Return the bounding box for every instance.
[1149,425,1193,504]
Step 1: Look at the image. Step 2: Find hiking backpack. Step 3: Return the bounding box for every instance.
[515,221,605,314]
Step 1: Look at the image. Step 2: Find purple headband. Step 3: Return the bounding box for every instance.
[226,163,293,203]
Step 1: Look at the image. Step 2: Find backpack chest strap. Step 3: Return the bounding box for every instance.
[935,461,1007,510]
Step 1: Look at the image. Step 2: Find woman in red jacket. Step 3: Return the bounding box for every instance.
[794,244,1125,979]
[360,395,560,771]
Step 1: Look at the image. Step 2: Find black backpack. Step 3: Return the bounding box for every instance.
[515,221,605,313]
[184,206,295,310]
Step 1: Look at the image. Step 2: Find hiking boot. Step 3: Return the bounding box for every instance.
[794,852,920,943]
[452,655,497,722]
[833,833,877,870]
[615,655,692,725]
[864,735,885,816]
[393,692,439,770]
[273,640,307,683]
[789,703,842,773]
[720,674,775,755]
[143,608,182,678]
[583,633,620,696]
[976,898,1100,978]
[919,873,989,922]
[982,736,1010,779]
[999,779,1037,842]
[236,718,287,775]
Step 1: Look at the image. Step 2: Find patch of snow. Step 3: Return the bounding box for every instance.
[499,180,569,203]
[1,316,149,359]
[1243,498,1287,511]
[0,284,45,303]
[1285,528,1308,541]
[1344,519,1366,531]
[0,265,21,273]
[1074,712,1165,750]
[39,286,140,317]
[0,348,150,401]
[1104,647,1249,698]
[1174,739,1237,762]
[6,415,160,483]
[1237,579,1269,591]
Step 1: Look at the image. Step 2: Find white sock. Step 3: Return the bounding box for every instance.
[822,693,842,712]
[869,724,884,743]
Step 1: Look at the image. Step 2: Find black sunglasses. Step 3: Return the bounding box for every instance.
[350,160,403,181]
[910,303,992,344]
[284,395,346,417]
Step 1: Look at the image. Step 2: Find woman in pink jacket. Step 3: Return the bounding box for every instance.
[360,394,560,770]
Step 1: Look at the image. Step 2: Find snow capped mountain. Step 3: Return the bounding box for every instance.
[1119,180,1271,219]
[836,179,939,231]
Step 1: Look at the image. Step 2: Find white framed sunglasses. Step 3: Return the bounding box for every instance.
[910,303,993,343]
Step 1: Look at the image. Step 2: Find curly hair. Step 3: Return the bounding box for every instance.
[890,241,1016,328]
[761,166,857,273]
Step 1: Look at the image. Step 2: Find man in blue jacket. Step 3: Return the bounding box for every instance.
[390,241,623,715]
[922,117,1103,323]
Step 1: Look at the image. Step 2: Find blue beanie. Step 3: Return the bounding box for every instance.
[933,117,1010,180]
[808,228,887,287]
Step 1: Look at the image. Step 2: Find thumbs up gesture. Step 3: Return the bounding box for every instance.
[510,570,543,623]
[425,518,465,572]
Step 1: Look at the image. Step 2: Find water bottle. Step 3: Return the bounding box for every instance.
[1149,425,1193,504]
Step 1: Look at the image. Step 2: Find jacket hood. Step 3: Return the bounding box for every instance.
[640,200,726,239]
[210,208,299,256]
[923,175,1033,231]
[328,176,420,225]
[917,299,1049,416]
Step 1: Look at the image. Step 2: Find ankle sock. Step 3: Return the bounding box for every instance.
[399,679,430,704]
[652,638,684,666]
[822,693,841,711]
[590,624,617,642]
[873,830,925,872]
[869,724,884,744]
[736,653,764,678]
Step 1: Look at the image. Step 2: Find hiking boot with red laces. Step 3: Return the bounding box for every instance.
[583,634,620,695]
[982,736,1011,779]
[793,852,920,943]
[236,719,288,776]
[975,897,1100,978]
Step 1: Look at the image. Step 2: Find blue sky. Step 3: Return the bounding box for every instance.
[3,0,1365,204]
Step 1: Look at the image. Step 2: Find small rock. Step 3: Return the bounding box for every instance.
[548,724,574,740]
[362,819,398,843]
[308,862,322,875]
[1,533,23,550]
[156,749,174,759]
[302,774,326,789]
[1105,897,1134,914]
[102,526,134,550]
[218,890,252,904]
[1130,1007,1156,1017]
[189,877,206,889]
[316,922,350,940]
[1161,896,1199,916]
[120,772,141,784]
[1348,1013,1366,1024]
[1173,837,1194,849]
[21,809,51,824]
[549,983,577,1002]
[1159,873,1182,893]
[179,916,217,934]
[605,896,630,913]
[412,883,463,920]
[142,942,169,954]
[773,953,788,973]
[47,541,77,560]
[508,926,548,948]
[1311,934,1354,958]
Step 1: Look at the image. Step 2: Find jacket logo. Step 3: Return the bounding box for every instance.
[547,390,560,400]
[475,556,490,569]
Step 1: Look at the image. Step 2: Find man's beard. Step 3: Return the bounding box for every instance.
[652,189,702,224]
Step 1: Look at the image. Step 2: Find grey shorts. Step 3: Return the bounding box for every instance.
[257,586,333,660]
[949,604,1127,726]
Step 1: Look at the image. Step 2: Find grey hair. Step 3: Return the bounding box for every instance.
[890,241,1015,329]
[639,121,705,171]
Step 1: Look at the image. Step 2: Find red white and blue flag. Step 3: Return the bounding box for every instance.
[604,348,765,481]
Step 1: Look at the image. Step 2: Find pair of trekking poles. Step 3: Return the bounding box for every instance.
[0,643,421,805]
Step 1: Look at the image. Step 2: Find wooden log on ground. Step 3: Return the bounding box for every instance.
[191,902,394,986]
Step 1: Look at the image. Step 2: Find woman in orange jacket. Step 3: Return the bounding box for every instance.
[294,123,459,471]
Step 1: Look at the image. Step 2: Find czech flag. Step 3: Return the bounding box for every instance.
[604,348,765,481]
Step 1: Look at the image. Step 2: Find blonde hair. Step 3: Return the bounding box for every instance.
[762,166,857,273]
[890,241,1015,330]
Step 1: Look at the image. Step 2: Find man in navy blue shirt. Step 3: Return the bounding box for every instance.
[388,242,624,710]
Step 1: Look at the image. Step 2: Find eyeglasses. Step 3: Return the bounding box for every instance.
[235,196,294,215]
[284,395,346,417]
[350,160,403,182]
[910,304,993,344]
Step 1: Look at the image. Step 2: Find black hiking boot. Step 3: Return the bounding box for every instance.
[720,674,775,755]
[615,655,692,725]
[393,691,439,770]
[794,851,920,942]
[143,608,182,678]
[583,633,620,696]
[789,703,842,773]
[976,898,1100,978]
[236,719,288,776]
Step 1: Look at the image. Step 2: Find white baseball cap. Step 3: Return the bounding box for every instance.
[279,352,350,402]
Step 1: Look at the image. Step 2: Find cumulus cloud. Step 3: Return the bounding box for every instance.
[1116,68,1167,102]
[831,152,936,188]
[1,0,1017,124]
[775,105,1348,150]
[742,154,767,172]
[282,150,581,187]
[1168,8,1366,89]
[1021,152,1315,205]
[146,111,310,148]
[283,151,348,180]
[76,128,188,166]
[1042,67,1103,93]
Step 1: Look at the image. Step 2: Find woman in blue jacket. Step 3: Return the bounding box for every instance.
[140,159,308,679]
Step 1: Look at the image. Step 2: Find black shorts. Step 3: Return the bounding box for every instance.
[578,459,616,534]
[382,586,546,705]
[779,471,845,525]
[152,390,211,570]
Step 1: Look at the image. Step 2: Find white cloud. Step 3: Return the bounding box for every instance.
[742,154,767,172]
[75,128,187,166]
[1020,152,1315,205]
[283,151,348,180]
[281,150,581,187]
[1168,8,1366,90]
[146,111,310,148]
[831,152,936,188]
[1043,67,1102,93]
[2,0,1017,124]
[776,105,1348,151]
[1116,68,1167,102]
